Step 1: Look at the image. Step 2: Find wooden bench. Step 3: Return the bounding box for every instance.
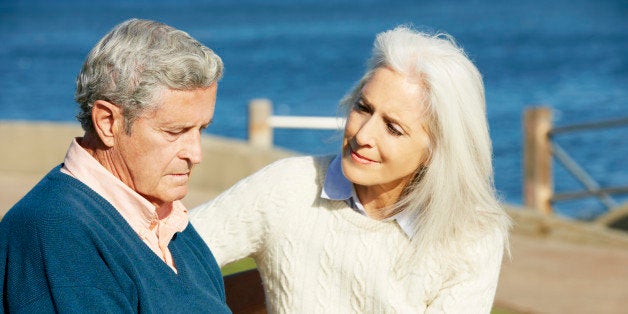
[223,269,266,314]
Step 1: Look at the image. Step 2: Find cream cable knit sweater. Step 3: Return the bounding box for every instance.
[190,155,506,313]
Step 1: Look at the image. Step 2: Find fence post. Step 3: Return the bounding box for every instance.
[523,107,553,214]
[248,99,273,148]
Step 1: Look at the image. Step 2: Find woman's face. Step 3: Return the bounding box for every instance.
[341,67,431,196]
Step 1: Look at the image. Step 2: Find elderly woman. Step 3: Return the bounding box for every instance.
[191,26,510,313]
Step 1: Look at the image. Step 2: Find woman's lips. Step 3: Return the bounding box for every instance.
[350,149,376,164]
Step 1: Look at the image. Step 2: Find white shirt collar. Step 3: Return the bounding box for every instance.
[321,154,417,238]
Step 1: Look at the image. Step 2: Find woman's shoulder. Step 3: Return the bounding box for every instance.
[260,154,336,178]
[267,154,335,168]
[235,154,336,199]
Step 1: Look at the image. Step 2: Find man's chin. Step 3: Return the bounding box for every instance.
[144,189,189,207]
[168,191,189,203]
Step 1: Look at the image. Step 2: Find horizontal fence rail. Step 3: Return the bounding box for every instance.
[248,98,345,148]
[268,116,345,130]
[523,106,628,215]
[550,187,628,202]
[549,117,628,135]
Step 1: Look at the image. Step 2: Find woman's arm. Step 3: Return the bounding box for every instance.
[426,230,506,314]
[189,158,290,267]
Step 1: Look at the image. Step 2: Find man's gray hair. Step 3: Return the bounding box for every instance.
[75,18,223,133]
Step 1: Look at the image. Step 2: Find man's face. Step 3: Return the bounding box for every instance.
[112,85,217,208]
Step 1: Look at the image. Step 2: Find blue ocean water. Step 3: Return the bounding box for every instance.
[1,0,627,219]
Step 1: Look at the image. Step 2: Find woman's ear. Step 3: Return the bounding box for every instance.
[91,100,124,148]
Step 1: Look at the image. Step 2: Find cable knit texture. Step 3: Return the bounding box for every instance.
[190,155,506,313]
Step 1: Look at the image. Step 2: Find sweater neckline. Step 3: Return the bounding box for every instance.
[333,200,403,234]
[52,166,187,279]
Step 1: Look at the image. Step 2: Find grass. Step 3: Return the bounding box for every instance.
[220,257,257,276]
[221,258,519,314]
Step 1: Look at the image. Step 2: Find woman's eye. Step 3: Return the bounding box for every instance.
[387,123,403,136]
[354,101,370,113]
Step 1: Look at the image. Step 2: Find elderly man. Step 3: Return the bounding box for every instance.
[0,19,230,313]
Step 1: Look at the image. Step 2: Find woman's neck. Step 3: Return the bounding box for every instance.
[354,183,404,220]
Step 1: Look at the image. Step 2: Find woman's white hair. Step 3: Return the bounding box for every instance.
[340,26,511,273]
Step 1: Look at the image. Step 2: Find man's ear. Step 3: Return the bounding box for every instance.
[91,100,124,148]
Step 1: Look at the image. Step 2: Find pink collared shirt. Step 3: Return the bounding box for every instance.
[60,138,188,273]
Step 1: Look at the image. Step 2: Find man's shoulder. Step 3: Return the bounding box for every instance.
[2,166,111,232]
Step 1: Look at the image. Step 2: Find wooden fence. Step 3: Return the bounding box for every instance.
[247,98,345,148]
[523,107,628,214]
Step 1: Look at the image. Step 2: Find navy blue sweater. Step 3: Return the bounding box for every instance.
[0,166,231,313]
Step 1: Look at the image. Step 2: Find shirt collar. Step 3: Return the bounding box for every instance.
[61,138,188,250]
[321,154,353,200]
[321,154,417,238]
